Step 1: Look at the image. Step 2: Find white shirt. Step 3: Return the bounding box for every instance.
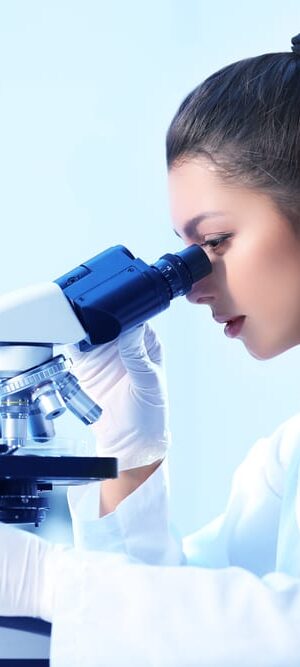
[49,413,300,666]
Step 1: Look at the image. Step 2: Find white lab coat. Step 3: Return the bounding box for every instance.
[49,413,300,666]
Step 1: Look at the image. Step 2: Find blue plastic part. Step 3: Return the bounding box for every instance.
[55,244,212,345]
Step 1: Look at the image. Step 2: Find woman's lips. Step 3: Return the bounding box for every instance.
[224,316,246,338]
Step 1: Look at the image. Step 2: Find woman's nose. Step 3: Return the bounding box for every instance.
[186,274,215,304]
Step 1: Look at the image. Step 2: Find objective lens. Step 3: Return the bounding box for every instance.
[31,382,66,420]
[29,405,56,441]
[57,373,102,425]
[0,393,30,448]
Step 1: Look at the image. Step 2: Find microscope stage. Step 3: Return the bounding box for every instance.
[0,454,118,485]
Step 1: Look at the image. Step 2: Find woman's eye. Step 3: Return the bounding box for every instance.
[201,234,233,251]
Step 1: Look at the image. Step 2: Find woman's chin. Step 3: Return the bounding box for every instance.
[244,336,298,361]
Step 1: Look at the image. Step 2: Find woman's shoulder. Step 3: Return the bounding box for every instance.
[236,413,300,499]
[269,413,300,468]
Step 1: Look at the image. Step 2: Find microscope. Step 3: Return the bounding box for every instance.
[0,243,212,526]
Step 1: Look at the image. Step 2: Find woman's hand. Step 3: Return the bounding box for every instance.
[64,323,171,472]
[0,522,65,621]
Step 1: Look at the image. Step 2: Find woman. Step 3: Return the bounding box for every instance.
[2,34,300,667]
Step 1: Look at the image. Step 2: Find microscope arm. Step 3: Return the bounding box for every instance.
[0,281,86,344]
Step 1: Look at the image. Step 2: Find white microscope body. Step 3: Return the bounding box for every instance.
[0,280,101,450]
[0,281,86,374]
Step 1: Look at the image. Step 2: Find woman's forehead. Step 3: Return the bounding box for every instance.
[168,161,288,235]
[168,160,245,222]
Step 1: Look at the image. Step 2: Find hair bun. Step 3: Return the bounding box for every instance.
[291,34,300,54]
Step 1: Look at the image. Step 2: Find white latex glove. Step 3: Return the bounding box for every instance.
[0,522,65,622]
[63,323,171,471]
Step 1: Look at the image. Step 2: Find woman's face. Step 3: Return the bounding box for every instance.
[168,158,300,360]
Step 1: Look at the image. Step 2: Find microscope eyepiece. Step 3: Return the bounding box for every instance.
[175,245,211,284]
[152,245,211,299]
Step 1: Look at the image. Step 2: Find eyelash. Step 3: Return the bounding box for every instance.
[200,233,233,251]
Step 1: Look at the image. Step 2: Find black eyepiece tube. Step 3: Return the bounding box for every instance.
[152,244,212,299]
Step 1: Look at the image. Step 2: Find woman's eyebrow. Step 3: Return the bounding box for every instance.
[173,212,226,239]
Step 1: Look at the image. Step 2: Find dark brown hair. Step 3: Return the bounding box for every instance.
[166,48,300,233]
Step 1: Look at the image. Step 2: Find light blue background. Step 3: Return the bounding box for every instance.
[1,0,300,656]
